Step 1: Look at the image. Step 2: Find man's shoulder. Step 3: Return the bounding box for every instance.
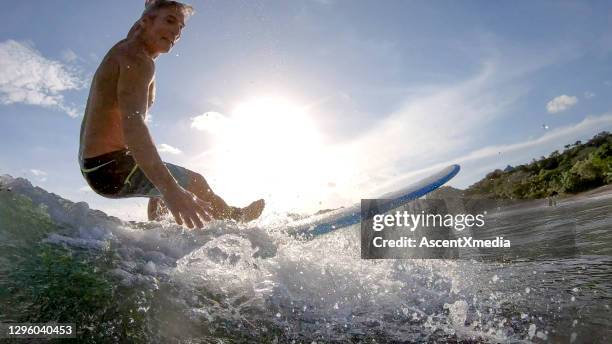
[105,40,154,72]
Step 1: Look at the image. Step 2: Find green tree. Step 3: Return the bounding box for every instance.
[563,157,603,192]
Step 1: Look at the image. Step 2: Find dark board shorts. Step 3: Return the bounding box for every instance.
[80,149,190,198]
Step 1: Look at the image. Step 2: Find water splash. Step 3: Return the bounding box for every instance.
[1,174,610,342]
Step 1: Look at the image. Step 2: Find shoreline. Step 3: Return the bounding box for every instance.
[558,183,612,200]
[431,184,612,214]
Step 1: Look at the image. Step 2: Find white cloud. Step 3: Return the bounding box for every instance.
[29,169,47,182]
[462,114,611,162]
[546,94,578,114]
[204,96,224,108]
[378,113,612,193]
[0,40,84,117]
[30,169,47,177]
[584,91,595,99]
[61,49,79,63]
[191,111,230,133]
[78,185,92,193]
[341,62,520,185]
[157,143,182,155]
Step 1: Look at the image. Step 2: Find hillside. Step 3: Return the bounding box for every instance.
[465,131,612,199]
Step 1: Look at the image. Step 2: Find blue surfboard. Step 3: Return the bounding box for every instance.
[288,164,460,238]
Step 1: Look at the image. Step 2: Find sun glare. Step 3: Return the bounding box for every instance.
[205,97,339,212]
[232,98,319,159]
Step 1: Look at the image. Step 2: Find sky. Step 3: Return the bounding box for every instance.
[1,0,611,221]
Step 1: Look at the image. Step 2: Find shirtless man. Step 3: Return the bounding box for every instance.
[79,0,264,229]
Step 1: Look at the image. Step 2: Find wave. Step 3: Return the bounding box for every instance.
[1,174,607,343]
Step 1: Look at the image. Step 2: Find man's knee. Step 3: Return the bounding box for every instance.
[187,171,212,194]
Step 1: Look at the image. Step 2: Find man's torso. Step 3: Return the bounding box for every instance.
[79,40,155,160]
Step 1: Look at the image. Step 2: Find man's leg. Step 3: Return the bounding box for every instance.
[184,170,265,221]
[147,169,264,222]
[185,170,239,219]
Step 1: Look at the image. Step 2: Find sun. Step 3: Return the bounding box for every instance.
[188,95,362,213]
[203,96,335,211]
[231,97,320,160]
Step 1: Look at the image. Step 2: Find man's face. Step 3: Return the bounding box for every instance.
[142,7,186,54]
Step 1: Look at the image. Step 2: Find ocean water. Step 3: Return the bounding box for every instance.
[0,175,610,343]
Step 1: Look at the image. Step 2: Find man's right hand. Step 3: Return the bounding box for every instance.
[162,185,212,229]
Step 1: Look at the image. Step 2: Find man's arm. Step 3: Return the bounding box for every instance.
[117,54,209,228]
[117,55,176,195]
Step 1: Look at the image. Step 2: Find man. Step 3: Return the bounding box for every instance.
[79,0,264,229]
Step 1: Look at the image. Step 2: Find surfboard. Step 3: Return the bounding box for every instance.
[288,164,460,239]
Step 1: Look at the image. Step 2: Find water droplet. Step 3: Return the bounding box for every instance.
[275,312,281,318]
[570,332,577,343]
[528,324,537,338]
[525,287,531,294]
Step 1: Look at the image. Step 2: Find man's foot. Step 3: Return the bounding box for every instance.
[238,199,265,222]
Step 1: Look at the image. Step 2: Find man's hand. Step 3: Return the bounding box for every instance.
[162,186,212,229]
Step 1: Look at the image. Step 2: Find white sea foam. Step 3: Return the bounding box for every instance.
[2,174,609,342]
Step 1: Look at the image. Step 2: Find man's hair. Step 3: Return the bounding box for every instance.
[128,0,193,38]
[142,0,194,19]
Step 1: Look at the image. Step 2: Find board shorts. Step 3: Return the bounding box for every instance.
[80,149,191,198]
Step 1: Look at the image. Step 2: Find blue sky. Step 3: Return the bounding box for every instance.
[1,0,611,220]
